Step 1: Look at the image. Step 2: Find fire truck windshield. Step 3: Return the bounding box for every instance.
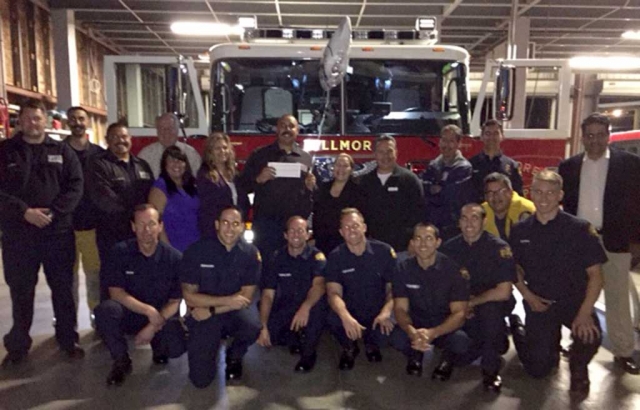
[211,57,468,136]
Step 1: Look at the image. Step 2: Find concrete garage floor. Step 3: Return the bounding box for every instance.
[1,256,639,410]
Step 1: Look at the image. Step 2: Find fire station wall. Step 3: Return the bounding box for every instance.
[1,0,109,143]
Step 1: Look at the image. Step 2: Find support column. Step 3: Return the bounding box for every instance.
[51,9,80,109]
[508,16,530,129]
[125,64,144,127]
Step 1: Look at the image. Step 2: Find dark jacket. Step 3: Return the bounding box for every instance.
[312,178,365,254]
[0,134,83,238]
[558,149,640,252]
[238,141,313,222]
[85,150,153,242]
[359,164,425,251]
[65,140,105,231]
[196,166,249,237]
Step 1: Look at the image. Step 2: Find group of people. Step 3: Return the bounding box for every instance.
[1,100,639,397]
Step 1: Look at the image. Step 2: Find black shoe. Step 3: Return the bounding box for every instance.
[509,314,525,336]
[431,358,454,381]
[61,344,85,359]
[152,355,169,365]
[226,359,243,380]
[482,372,502,393]
[289,344,302,355]
[106,357,132,386]
[294,353,317,373]
[570,372,590,394]
[338,345,360,371]
[406,359,423,377]
[365,346,382,362]
[614,356,640,375]
[1,351,27,368]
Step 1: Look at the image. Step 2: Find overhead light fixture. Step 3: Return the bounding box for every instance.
[170,22,244,36]
[612,109,623,117]
[238,16,257,29]
[569,55,640,71]
[621,30,640,40]
[416,17,437,31]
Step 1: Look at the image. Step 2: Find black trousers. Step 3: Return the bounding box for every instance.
[186,307,261,388]
[513,301,601,378]
[267,300,327,357]
[2,232,78,354]
[94,300,186,361]
[460,301,511,374]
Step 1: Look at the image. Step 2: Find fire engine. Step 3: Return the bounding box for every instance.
[103,17,570,190]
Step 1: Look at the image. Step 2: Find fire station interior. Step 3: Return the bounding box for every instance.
[1,1,640,409]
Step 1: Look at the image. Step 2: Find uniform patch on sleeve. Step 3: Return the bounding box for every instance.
[460,267,471,280]
[256,251,262,262]
[315,252,326,261]
[499,246,513,259]
[390,248,397,259]
[588,225,599,237]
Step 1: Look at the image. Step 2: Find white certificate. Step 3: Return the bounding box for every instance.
[268,162,303,178]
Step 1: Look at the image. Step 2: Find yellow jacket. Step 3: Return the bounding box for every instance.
[482,192,535,239]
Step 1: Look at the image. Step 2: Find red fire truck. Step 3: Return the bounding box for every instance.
[103,19,569,189]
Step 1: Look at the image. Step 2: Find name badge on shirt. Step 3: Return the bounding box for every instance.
[406,284,420,289]
[278,273,292,277]
[519,239,530,244]
[342,268,355,274]
[125,270,135,275]
[387,186,399,192]
[200,264,215,268]
[139,171,151,180]
[48,155,63,164]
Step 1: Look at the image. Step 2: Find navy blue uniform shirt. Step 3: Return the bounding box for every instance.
[262,244,326,309]
[180,236,261,296]
[325,239,396,320]
[509,211,607,304]
[393,252,470,328]
[441,231,517,296]
[470,151,523,202]
[103,239,182,310]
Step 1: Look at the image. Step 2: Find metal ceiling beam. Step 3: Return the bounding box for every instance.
[118,0,179,54]
[355,0,366,28]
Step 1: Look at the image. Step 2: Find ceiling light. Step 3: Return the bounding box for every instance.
[170,22,244,36]
[569,56,640,71]
[621,30,640,40]
[612,109,623,117]
[238,16,257,29]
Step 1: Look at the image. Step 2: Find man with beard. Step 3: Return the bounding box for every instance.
[0,99,84,366]
[257,216,327,373]
[238,114,316,259]
[85,123,153,300]
[481,172,534,240]
[138,113,201,178]
[180,206,262,388]
[64,106,104,323]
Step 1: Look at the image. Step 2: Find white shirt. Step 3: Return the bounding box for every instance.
[377,172,392,186]
[577,148,609,230]
[138,141,202,178]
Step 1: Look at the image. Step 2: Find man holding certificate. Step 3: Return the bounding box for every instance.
[239,114,316,260]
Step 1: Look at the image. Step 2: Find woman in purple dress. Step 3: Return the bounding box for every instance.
[148,146,200,252]
[197,132,249,237]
